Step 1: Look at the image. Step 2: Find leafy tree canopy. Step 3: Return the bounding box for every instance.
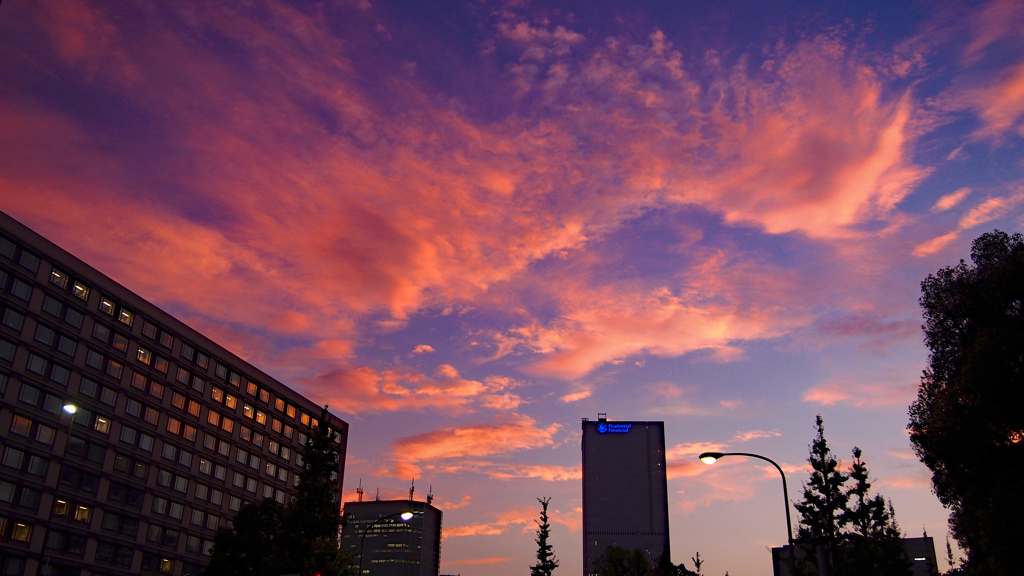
[204,407,353,576]
[909,230,1024,575]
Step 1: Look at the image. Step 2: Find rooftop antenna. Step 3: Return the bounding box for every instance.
[409,478,415,501]
[426,485,433,505]
[356,479,364,503]
[375,488,380,501]
[598,413,607,422]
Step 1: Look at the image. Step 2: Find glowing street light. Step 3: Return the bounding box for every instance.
[63,404,77,414]
[699,451,795,572]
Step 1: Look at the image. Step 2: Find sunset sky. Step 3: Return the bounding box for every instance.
[2,0,1024,573]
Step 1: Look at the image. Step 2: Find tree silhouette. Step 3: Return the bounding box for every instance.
[204,407,353,576]
[794,415,849,574]
[910,230,1024,575]
[531,497,559,576]
[834,448,908,576]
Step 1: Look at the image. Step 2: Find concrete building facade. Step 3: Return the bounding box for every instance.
[0,212,348,576]
[582,415,670,576]
[341,500,442,576]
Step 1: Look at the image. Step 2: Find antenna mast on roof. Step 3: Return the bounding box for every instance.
[356,479,364,503]
[375,488,380,501]
[409,478,415,501]
[427,485,433,505]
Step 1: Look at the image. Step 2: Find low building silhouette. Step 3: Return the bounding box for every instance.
[771,536,939,576]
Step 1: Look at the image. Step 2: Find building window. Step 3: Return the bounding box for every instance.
[42,295,62,317]
[99,297,115,316]
[11,522,32,542]
[72,281,89,301]
[142,321,158,339]
[18,251,39,272]
[50,268,70,288]
[154,356,168,374]
[10,415,32,437]
[118,309,133,326]
[158,331,173,349]
[94,417,110,434]
[9,279,32,302]
[112,333,129,352]
[137,347,153,365]
[2,308,24,332]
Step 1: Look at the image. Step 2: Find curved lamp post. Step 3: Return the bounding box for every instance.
[39,404,78,574]
[699,451,795,573]
[358,511,414,576]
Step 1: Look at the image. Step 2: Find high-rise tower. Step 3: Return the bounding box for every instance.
[582,414,669,576]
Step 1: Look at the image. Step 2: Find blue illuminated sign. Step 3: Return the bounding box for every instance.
[597,423,631,434]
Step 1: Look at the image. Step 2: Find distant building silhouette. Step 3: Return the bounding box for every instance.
[342,499,442,576]
[770,536,939,576]
[582,414,670,576]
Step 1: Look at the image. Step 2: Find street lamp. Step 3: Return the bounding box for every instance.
[358,511,414,576]
[699,451,795,573]
[39,404,78,575]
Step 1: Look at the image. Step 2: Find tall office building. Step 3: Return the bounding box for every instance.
[0,212,348,576]
[582,415,669,576]
[341,499,442,576]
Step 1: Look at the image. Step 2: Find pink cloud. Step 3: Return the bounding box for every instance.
[931,188,972,213]
[802,379,916,408]
[387,416,561,477]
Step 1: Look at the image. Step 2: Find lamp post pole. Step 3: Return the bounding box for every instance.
[698,451,795,574]
[37,404,77,576]
[357,511,413,576]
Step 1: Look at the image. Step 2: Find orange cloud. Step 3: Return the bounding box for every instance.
[931,188,972,213]
[560,390,591,403]
[388,416,561,477]
[410,345,435,356]
[733,429,781,442]
[914,189,1024,256]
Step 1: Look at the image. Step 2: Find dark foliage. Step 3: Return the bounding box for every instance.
[593,547,704,576]
[204,407,353,576]
[794,417,909,576]
[909,231,1024,575]
[794,415,849,574]
[531,497,559,576]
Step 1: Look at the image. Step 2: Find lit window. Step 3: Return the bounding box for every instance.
[225,394,237,410]
[187,401,201,418]
[211,387,224,403]
[246,381,258,396]
[137,347,153,365]
[198,459,212,475]
[98,297,115,316]
[74,505,92,522]
[94,417,110,434]
[12,522,32,542]
[266,462,277,476]
[275,398,285,412]
[300,412,310,426]
[50,268,70,288]
[207,411,220,427]
[286,404,296,418]
[255,411,267,425]
[118,309,133,326]
[72,281,89,301]
[243,404,254,419]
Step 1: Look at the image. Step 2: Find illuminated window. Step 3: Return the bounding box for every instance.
[211,387,224,403]
[255,411,267,425]
[207,412,220,427]
[12,522,32,542]
[137,347,153,365]
[72,281,89,301]
[275,398,285,412]
[118,309,133,326]
[50,268,70,288]
[98,297,115,316]
[94,417,110,434]
[74,505,92,522]
[225,394,237,410]
[243,404,254,419]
